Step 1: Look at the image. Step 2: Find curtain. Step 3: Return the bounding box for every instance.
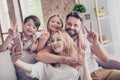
[107,0,120,56]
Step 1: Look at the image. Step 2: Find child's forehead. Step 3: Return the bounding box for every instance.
[26,19,35,24]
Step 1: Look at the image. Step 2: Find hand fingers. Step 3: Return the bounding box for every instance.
[12,45,18,53]
[90,22,93,32]
[42,26,47,31]
[84,25,89,34]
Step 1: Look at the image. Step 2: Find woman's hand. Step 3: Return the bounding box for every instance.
[11,45,24,63]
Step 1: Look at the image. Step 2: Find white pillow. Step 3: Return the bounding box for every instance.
[0,50,17,80]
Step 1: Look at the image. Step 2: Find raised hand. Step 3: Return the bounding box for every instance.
[77,31,86,52]
[40,26,50,39]
[84,22,99,44]
[8,21,17,38]
[29,42,38,53]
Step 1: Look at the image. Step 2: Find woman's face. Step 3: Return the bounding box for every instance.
[51,32,64,54]
[48,16,62,32]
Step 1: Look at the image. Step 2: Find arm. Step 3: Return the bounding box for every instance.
[77,31,86,51]
[37,29,50,52]
[37,38,48,52]
[36,47,66,63]
[82,57,92,80]
[11,46,32,73]
[36,47,81,66]
[14,60,32,73]
[0,22,17,51]
[84,23,109,63]
[91,41,109,63]
[78,50,92,80]
[0,35,13,51]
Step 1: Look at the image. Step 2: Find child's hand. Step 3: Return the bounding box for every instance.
[11,45,24,63]
[78,49,86,66]
[41,31,50,39]
[77,32,86,52]
[40,27,50,40]
[8,21,17,38]
[29,42,38,53]
[78,39,86,52]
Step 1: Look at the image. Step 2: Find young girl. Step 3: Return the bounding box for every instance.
[12,30,92,80]
[0,15,41,80]
[37,14,63,52]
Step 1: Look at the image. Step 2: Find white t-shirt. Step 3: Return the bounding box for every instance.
[29,62,82,80]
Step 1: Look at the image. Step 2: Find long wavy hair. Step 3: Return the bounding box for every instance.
[49,30,78,58]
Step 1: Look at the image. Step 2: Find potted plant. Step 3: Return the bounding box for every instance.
[73,3,86,13]
[73,3,90,20]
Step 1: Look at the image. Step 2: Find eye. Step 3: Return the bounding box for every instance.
[57,22,61,25]
[33,26,37,29]
[57,38,61,41]
[27,23,31,26]
[51,39,55,42]
[74,24,78,27]
[51,20,55,23]
[67,22,72,26]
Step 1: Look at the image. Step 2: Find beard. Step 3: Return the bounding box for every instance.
[65,28,79,38]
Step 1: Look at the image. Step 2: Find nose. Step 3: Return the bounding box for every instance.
[53,22,58,27]
[29,26,33,29]
[70,25,75,29]
[53,41,57,45]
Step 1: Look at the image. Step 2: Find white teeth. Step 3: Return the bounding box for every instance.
[54,45,59,49]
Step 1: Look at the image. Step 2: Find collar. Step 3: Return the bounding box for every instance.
[20,32,37,42]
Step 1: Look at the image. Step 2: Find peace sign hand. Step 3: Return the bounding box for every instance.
[40,26,50,39]
[84,22,99,44]
[8,21,17,38]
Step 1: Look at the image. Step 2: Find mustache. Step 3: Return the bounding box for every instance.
[65,28,75,32]
[65,28,78,37]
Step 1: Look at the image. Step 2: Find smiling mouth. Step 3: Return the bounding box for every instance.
[27,29,32,33]
[54,45,60,49]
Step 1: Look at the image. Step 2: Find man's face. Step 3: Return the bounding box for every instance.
[65,16,82,38]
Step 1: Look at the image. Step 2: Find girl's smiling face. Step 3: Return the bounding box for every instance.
[47,15,63,33]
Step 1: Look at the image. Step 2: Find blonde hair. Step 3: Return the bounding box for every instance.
[49,30,78,57]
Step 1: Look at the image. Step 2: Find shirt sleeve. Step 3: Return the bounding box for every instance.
[30,62,46,80]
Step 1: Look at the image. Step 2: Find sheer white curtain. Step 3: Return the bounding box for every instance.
[107,0,120,56]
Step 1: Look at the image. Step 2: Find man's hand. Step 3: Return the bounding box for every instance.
[84,22,99,44]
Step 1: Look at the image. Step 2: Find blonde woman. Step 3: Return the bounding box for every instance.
[12,30,91,80]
